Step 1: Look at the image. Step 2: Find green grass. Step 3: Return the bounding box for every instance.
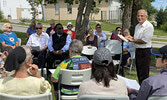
[152,38,167,42]
[154,29,167,36]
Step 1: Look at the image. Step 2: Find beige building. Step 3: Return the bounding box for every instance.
[45,0,122,23]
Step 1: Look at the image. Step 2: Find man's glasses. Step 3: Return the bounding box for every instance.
[58,27,63,30]
[156,56,162,58]
[36,27,42,30]
[7,27,12,29]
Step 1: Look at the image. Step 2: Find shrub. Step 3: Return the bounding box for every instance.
[160,23,167,32]
[0,10,4,20]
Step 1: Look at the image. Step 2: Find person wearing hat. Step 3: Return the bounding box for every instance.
[46,21,56,37]
[134,45,167,100]
[64,22,76,39]
[78,48,127,98]
[0,46,51,96]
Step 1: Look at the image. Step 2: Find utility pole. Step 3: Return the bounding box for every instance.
[42,0,46,21]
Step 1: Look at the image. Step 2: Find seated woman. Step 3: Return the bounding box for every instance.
[110,27,122,41]
[85,28,98,48]
[0,23,19,50]
[78,48,127,98]
[0,46,51,96]
[51,39,91,95]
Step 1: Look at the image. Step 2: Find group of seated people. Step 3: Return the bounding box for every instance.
[1,21,167,100]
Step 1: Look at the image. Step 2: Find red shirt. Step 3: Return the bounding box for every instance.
[64,29,76,39]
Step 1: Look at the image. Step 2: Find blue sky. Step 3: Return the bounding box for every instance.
[151,0,167,10]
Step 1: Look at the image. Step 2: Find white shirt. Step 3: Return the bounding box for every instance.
[26,32,49,50]
[134,20,154,48]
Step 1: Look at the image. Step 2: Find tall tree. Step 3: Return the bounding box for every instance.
[156,8,167,28]
[130,0,142,35]
[121,0,133,32]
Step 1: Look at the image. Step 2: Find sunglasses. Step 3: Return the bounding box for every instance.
[58,27,63,30]
[50,24,54,25]
[36,27,42,30]
[117,30,121,31]
[7,27,13,29]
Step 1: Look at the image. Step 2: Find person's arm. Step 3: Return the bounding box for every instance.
[48,36,54,52]
[136,80,152,100]
[29,64,42,78]
[93,36,98,47]
[99,31,107,40]
[26,35,32,46]
[61,35,72,52]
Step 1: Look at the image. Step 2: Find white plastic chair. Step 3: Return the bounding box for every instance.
[148,96,167,100]
[17,38,21,46]
[58,68,91,100]
[128,42,136,73]
[0,92,52,100]
[105,40,122,74]
[79,94,129,100]
[82,46,97,56]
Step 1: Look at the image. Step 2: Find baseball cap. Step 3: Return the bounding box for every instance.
[151,45,167,56]
[67,22,73,26]
[93,48,112,66]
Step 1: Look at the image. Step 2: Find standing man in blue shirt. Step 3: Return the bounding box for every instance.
[47,23,72,70]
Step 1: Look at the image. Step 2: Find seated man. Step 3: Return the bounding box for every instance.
[47,23,72,69]
[46,21,56,37]
[51,39,91,95]
[26,23,49,69]
[134,45,167,100]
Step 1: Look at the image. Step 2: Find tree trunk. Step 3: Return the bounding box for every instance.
[130,0,142,36]
[75,0,93,41]
[122,0,133,32]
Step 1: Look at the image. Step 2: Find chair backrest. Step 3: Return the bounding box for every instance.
[148,96,167,100]
[60,68,91,86]
[82,46,97,56]
[79,95,129,100]
[105,40,122,55]
[17,38,21,46]
[128,42,135,59]
[0,92,52,100]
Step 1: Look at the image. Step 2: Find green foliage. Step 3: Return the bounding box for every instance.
[142,0,157,18]
[156,8,167,28]
[160,22,167,32]
[0,10,4,20]
[0,19,9,23]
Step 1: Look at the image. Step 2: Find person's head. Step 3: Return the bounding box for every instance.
[88,28,94,36]
[36,23,43,35]
[115,27,122,34]
[69,39,83,57]
[67,22,73,30]
[4,46,33,72]
[30,22,36,28]
[55,23,64,34]
[50,21,55,28]
[123,29,130,36]
[92,48,116,87]
[137,9,148,25]
[151,45,167,68]
[1,23,13,32]
[95,24,101,33]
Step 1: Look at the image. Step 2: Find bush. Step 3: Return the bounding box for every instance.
[160,23,167,32]
[0,10,4,20]
[0,19,9,22]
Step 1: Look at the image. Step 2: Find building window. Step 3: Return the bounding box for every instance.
[67,3,72,14]
[55,2,59,14]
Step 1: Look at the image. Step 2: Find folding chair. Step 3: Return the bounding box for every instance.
[79,94,129,100]
[127,42,136,73]
[148,96,167,100]
[0,92,52,100]
[17,38,22,46]
[38,68,47,79]
[105,40,122,74]
[58,68,91,100]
